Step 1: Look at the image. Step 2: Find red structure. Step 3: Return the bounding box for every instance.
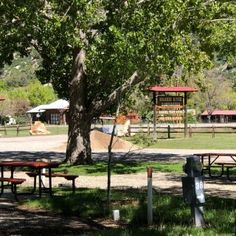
[149,86,198,93]
[148,86,198,137]
[201,110,236,123]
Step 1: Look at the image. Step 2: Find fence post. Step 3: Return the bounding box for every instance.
[147,122,150,135]
[16,125,19,136]
[4,125,7,135]
[212,126,215,138]
[189,125,192,138]
[147,167,153,225]
[167,125,171,139]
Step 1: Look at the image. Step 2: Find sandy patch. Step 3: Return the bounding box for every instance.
[56,130,138,152]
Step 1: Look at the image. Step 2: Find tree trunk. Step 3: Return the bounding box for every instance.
[65,49,143,164]
[65,49,93,164]
[66,115,92,164]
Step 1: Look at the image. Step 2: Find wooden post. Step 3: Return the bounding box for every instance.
[148,122,150,135]
[212,126,215,138]
[184,92,187,138]
[4,125,7,135]
[167,125,171,139]
[189,125,192,138]
[147,167,153,225]
[153,92,157,140]
[16,125,19,136]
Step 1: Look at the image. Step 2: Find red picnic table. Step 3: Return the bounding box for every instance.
[0,160,60,198]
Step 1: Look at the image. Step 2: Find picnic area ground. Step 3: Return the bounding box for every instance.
[0,134,235,235]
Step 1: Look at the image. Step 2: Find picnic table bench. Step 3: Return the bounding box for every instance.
[26,172,79,194]
[215,162,236,181]
[194,153,236,180]
[0,177,26,200]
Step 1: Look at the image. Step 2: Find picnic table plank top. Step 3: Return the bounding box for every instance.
[0,161,60,168]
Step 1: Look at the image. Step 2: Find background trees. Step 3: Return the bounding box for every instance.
[0,52,56,122]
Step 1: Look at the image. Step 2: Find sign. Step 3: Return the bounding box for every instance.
[157,96,183,106]
[182,176,205,205]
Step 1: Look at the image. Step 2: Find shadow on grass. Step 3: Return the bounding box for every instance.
[17,188,236,236]
[56,160,183,176]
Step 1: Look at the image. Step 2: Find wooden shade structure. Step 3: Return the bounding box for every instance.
[148,86,198,138]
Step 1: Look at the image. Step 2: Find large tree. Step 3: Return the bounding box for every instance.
[0,0,236,163]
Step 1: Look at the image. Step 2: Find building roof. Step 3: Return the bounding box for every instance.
[43,99,69,110]
[26,99,69,114]
[201,110,236,116]
[148,86,198,92]
[26,105,47,113]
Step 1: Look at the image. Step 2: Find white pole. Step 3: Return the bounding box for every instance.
[147,167,153,225]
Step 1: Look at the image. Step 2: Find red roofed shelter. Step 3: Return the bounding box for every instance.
[201,110,236,123]
[148,86,198,137]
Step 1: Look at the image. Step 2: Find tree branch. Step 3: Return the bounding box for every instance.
[89,71,143,117]
[202,18,236,23]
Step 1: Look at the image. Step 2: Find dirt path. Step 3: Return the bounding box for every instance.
[12,170,235,199]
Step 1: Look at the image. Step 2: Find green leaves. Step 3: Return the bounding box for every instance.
[0,0,235,112]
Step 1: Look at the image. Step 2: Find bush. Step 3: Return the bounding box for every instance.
[131,133,155,147]
[15,115,31,124]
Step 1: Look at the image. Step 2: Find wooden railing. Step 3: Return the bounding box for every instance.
[129,124,236,137]
[0,124,31,136]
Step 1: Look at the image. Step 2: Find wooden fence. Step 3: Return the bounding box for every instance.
[129,124,236,138]
[0,124,31,136]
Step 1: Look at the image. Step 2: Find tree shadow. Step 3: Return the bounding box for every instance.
[93,151,185,162]
[0,151,65,162]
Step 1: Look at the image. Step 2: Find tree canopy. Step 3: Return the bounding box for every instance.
[1,0,236,163]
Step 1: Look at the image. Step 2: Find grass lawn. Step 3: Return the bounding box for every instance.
[21,188,236,236]
[54,161,183,176]
[127,133,236,150]
[0,125,68,137]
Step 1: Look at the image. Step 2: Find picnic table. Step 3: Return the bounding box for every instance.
[194,153,236,180]
[0,160,60,198]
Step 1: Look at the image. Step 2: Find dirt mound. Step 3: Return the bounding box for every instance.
[55,130,138,152]
[30,121,50,135]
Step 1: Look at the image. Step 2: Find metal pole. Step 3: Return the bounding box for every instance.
[147,167,153,225]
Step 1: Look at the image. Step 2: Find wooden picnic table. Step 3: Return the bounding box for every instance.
[194,153,236,180]
[0,160,60,198]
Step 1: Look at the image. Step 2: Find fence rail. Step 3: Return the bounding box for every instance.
[129,124,236,137]
[0,125,31,136]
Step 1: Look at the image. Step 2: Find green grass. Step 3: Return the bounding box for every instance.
[0,125,68,137]
[54,161,183,176]
[21,188,236,236]
[128,133,236,150]
[46,125,68,135]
